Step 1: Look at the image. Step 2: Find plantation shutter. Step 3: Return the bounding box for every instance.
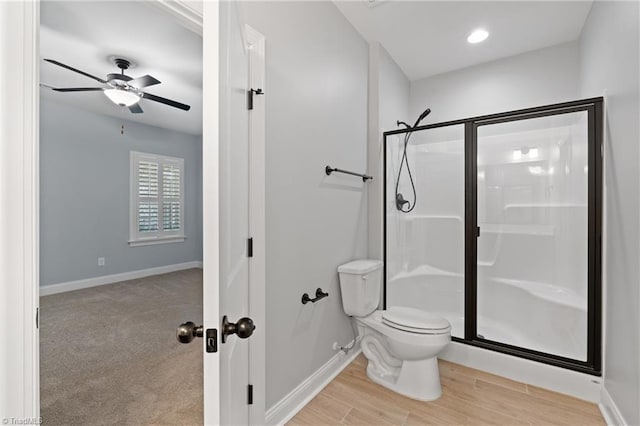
[138,160,159,233]
[130,151,185,244]
[162,163,181,231]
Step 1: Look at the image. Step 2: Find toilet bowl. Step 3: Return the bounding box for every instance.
[338,259,451,401]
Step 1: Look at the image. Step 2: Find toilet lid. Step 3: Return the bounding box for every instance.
[382,307,450,332]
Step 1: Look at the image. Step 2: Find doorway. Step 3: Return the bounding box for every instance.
[35,3,264,423]
[6,1,266,422]
[38,1,204,423]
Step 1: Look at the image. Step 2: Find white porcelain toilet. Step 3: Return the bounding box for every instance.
[337,259,451,401]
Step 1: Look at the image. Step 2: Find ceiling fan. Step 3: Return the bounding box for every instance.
[43,57,191,114]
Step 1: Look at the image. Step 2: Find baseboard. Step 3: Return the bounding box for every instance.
[440,341,602,402]
[599,387,627,426]
[265,345,362,425]
[40,261,203,296]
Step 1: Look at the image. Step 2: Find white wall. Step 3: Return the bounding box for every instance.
[241,1,369,410]
[410,42,580,122]
[579,1,640,424]
[368,43,410,260]
[40,100,203,286]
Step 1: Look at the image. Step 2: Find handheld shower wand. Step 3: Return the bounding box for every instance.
[395,107,431,213]
[413,108,432,128]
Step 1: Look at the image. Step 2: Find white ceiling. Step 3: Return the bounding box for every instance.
[40,1,202,135]
[334,1,593,81]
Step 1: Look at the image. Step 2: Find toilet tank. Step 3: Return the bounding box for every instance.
[337,259,383,317]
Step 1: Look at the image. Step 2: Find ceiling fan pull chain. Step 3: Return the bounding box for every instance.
[119,106,125,136]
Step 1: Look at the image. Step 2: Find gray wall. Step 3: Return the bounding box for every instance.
[40,99,203,286]
[368,43,410,260]
[242,1,369,409]
[579,1,640,424]
[409,42,580,122]
[378,46,411,140]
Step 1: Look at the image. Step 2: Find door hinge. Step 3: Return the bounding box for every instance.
[247,237,254,258]
[248,384,253,405]
[477,226,481,237]
[36,307,39,329]
[247,88,264,110]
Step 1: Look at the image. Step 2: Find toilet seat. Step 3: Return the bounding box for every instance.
[382,307,451,335]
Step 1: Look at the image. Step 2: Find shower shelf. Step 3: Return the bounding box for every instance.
[479,223,555,236]
[396,214,462,222]
[390,265,462,281]
[504,203,587,209]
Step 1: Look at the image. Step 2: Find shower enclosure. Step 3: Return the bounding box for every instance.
[384,98,603,374]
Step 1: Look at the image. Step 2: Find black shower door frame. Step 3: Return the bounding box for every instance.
[382,97,604,375]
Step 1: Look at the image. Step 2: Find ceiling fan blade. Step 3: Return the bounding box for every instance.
[129,103,144,114]
[44,59,107,84]
[142,92,191,111]
[129,75,161,88]
[51,87,104,92]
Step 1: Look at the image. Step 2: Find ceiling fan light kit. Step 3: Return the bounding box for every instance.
[43,56,191,114]
[103,88,141,107]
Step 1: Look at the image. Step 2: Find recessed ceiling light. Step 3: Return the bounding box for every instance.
[467,29,489,44]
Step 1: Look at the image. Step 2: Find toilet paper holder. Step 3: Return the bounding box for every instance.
[302,288,329,304]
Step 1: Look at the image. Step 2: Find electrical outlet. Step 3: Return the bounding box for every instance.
[98,257,105,266]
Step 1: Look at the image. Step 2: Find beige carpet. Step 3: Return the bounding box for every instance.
[40,268,203,425]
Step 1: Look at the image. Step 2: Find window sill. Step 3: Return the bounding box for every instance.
[128,236,186,247]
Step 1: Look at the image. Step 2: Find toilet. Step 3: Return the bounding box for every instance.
[337,259,451,401]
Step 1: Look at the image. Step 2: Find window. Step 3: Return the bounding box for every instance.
[130,151,185,246]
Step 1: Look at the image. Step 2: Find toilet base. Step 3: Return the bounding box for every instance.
[365,356,442,401]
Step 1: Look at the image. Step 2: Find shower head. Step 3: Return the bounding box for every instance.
[413,107,432,128]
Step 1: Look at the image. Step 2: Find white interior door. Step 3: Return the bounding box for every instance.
[198,2,266,425]
[218,2,253,425]
[246,24,267,426]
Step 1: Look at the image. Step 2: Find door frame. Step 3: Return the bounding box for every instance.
[1,0,40,417]
[200,1,221,424]
[0,1,257,423]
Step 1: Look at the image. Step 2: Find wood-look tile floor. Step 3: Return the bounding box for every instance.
[288,354,605,426]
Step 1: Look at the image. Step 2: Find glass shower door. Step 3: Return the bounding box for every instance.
[476,111,590,361]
